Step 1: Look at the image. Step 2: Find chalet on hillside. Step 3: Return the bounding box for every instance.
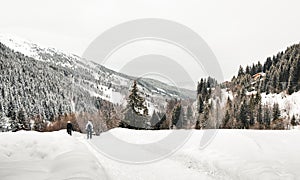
[252,72,266,81]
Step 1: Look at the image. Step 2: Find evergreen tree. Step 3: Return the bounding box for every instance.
[195,119,201,129]
[272,103,280,121]
[291,115,297,126]
[222,110,230,128]
[249,109,255,126]
[127,80,148,116]
[197,95,204,113]
[171,104,182,129]
[263,106,271,128]
[186,105,193,128]
[197,79,204,94]
[201,103,210,129]
[248,95,255,126]
[150,110,160,127]
[245,66,250,74]
[239,99,248,129]
[257,61,263,72]
[238,66,244,76]
[257,103,263,124]
[287,60,298,94]
[18,108,30,130]
[226,97,232,109]
[186,105,193,120]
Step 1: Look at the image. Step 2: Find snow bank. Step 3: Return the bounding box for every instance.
[1,129,300,179]
[0,130,108,180]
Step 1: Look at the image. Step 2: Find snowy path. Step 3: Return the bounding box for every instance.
[75,131,216,180]
[77,128,300,180]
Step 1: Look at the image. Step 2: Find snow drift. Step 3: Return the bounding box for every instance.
[0,130,108,180]
[1,128,300,180]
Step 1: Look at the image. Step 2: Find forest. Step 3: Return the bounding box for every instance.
[0,41,299,132]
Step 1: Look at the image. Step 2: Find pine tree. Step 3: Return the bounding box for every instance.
[201,104,210,129]
[123,80,149,129]
[257,61,263,72]
[239,99,248,129]
[150,110,160,127]
[186,105,193,120]
[197,95,204,113]
[248,95,255,126]
[197,79,204,94]
[255,92,262,105]
[186,105,193,128]
[18,108,30,130]
[272,103,280,121]
[263,105,271,128]
[222,110,230,128]
[257,103,263,124]
[226,97,232,109]
[127,80,148,116]
[245,66,250,74]
[287,60,297,94]
[238,66,244,76]
[171,104,181,129]
[291,115,297,126]
[249,109,255,126]
[195,119,201,129]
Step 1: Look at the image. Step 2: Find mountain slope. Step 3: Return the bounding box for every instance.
[195,42,300,130]
[0,35,195,130]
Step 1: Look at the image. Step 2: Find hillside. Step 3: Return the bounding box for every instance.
[231,42,300,95]
[0,35,195,131]
[195,42,300,130]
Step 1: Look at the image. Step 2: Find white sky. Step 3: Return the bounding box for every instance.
[1,0,300,81]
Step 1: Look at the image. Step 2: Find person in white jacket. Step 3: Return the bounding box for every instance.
[86,120,93,139]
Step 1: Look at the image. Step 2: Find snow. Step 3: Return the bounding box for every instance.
[246,90,257,96]
[222,89,233,101]
[111,91,124,104]
[0,130,108,180]
[261,91,300,119]
[1,129,300,179]
[0,34,80,65]
[109,128,172,144]
[0,34,43,61]
[222,89,300,120]
[156,87,166,93]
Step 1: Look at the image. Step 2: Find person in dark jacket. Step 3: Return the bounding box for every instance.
[67,121,73,136]
[86,120,93,139]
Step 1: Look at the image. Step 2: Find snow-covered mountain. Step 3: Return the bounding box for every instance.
[0,34,195,123]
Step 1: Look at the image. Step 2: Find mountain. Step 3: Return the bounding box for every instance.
[0,34,195,130]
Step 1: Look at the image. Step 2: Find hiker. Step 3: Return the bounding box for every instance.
[86,120,93,139]
[66,121,73,136]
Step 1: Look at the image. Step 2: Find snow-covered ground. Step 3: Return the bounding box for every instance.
[261,91,300,119]
[222,89,300,121]
[1,128,300,180]
[0,130,109,180]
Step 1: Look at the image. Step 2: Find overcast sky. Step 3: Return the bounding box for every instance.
[1,0,300,82]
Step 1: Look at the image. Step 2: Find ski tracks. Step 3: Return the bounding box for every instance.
[76,136,111,180]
